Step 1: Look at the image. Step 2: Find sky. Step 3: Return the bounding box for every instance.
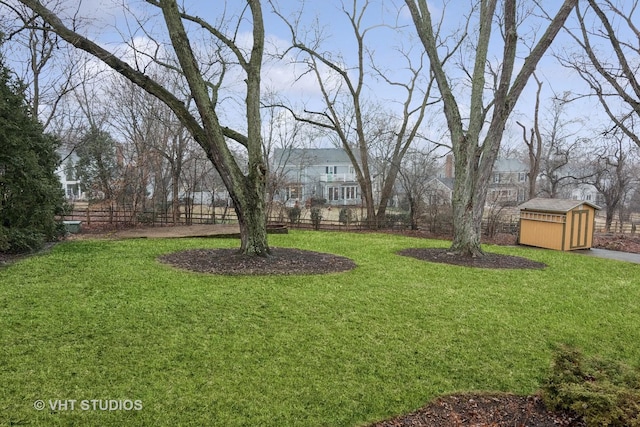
[1,0,626,154]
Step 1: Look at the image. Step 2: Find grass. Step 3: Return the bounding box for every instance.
[1,230,639,426]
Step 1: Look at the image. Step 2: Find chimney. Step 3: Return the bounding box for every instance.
[444,154,453,178]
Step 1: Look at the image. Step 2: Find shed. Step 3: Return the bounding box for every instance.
[518,198,600,251]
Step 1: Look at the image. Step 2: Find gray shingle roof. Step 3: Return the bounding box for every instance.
[493,158,528,172]
[518,197,600,212]
[272,148,359,165]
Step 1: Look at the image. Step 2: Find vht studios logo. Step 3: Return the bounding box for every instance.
[34,399,143,411]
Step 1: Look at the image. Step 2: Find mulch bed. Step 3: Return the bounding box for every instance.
[157,247,357,275]
[397,248,547,269]
[369,393,585,427]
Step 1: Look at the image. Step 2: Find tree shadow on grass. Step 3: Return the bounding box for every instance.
[397,248,546,269]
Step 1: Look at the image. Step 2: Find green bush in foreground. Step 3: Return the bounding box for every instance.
[0,227,45,253]
[542,345,640,426]
[0,49,66,253]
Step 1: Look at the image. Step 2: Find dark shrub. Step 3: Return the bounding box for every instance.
[137,211,156,224]
[311,207,322,230]
[309,197,326,208]
[287,205,301,224]
[339,208,353,225]
[542,345,640,426]
[0,57,66,253]
[384,212,410,229]
[1,228,45,254]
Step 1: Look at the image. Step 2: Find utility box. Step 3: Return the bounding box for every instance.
[63,220,82,234]
[518,198,600,251]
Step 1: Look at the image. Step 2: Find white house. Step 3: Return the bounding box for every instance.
[433,156,528,206]
[271,148,362,207]
[55,152,86,201]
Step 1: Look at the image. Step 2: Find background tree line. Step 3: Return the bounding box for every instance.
[1,0,639,255]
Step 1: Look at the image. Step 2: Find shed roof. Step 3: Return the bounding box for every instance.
[518,197,600,213]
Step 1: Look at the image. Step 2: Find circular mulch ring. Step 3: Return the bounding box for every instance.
[158,247,356,275]
[398,248,546,269]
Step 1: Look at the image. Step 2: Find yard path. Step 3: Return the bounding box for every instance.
[577,248,640,264]
[109,224,241,239]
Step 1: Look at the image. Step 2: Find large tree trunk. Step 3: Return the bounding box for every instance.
[226,153,270,256]
[233,184,269,257]
[359,180,377,228]
[448,141,493,257]
[374,163,400,226]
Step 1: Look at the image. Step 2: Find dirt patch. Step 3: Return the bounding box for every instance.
[593,233,640,254]
[69,223,241,239]
[369,393,584,427]
[158,247,356,275]
[398,248,546,269]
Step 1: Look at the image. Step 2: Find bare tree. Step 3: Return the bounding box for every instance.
[398,148,439,230]
[261,102,311,219]
[532,94,590,199]
[108,78,155,215]
[14,0,271,255]
[273,0,436,228]
[404,0,577,256]
[561,0,640,148]
[585,133,637,232]
[516,73,543,200]
[106,73,196,224]
[0,2,82,131]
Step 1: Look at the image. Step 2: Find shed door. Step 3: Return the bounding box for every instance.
[570,209,589,249]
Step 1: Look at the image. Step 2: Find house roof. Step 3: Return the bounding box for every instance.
[493,158,528,172]
[272,148,359,165]
[427,177,454,190]
[518,197,600,213]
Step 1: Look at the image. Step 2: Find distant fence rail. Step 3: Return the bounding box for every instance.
[59,206,517,235]
[61,207,238,227]
[60,206,638,235]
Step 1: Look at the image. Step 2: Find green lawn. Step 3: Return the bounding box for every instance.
[1,231,639,426]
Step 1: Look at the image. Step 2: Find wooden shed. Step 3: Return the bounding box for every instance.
[518,198,600,251]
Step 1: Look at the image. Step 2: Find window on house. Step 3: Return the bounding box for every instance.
[343,186,357,200]
[428,192,437,205]
[287,186,300,200]
[326,166,337,174]
[428,190,443,205]
[328,187,340,201]
[493,173,501,183]
[66,183,80,198]
[518,172,527,182]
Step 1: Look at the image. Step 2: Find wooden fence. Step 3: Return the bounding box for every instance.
[62,207,238,227]
[60,206,638,235]
[60,206,517,234]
